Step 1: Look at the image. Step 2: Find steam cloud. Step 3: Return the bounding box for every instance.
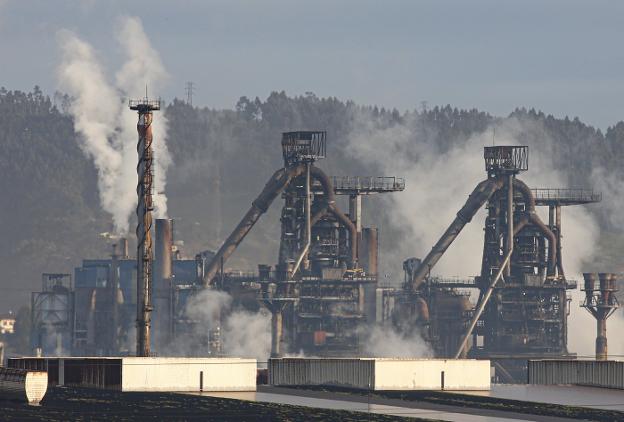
[57,16,170,234]
[176,289,271,361]
[346,110,621,357]
[363,325,432,358]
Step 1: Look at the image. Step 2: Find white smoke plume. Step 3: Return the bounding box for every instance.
[363,325,432,358]
[346,110,616,357]
[57,16,170,234]
[178,289,271,361]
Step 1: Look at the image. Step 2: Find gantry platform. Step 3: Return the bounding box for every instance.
[332,176,405,195]
[531,188,602,206]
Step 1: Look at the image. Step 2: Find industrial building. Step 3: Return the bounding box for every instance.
[379,145,601,382]
[28,134,604,385]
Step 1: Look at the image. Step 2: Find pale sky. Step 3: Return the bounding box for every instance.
[1,0,623,129]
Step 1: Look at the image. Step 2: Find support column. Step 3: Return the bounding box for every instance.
[349,194,362,234]
[555,205,563,277]
[271,309,284,357]
[596,319,607,361]
[505,175,514,277]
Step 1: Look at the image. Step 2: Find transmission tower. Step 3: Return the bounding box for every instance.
[185,82,194,106]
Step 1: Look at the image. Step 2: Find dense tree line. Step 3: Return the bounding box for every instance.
[1,87,623,316]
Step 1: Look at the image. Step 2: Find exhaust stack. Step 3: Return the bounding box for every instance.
[582,272,619,360]
[129,96,161,357]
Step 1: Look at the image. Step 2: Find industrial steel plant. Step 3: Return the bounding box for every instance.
[26,123,608,384]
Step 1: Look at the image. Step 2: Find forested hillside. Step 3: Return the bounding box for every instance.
[1,87,623,312]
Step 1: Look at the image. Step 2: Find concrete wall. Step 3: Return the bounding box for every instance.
[529,360,624,389]
[374,359,490,391]
[121,358,256,392]
[269,358,491,391]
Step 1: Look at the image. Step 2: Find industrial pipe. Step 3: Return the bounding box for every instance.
[528,213,557,276]
[505,175,514,277]
[555,205,565,278]
[310,166,358,268]
[203,164,306,286]
[410,178,504,290]
[329,204,358,268]
[454,249,512,359]
[292,163,312,275]
[513,179,557,276]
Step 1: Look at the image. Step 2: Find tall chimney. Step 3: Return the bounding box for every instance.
[120,237,129,259]
[129,96,161,357]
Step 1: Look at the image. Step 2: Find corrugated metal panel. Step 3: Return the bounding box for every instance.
[269,358,374,390]
[529,360,624,389]
[269,358,490,391]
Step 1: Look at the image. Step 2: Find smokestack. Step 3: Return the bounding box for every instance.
[582,272,620,361]
[154,218,173,350]
[130,97,161,357]
[120,238,129,259]
[109,242,120,354]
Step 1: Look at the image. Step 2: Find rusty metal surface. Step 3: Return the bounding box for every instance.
[130,99,159,357]
[581,273,619,360]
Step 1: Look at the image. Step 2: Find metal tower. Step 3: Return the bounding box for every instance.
[129,97,161,357]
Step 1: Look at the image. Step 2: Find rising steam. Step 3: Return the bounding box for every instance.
[57,16,170,234]
[181,289,271,361]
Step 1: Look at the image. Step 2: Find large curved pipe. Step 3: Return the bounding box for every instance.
[310,166,336,204]
[529,213,557,276]
[203,164,306,286]
[310,166,358,268]
[513,179,536,210]
[513,178,557,276]
[410,178,504,290]
[329,204,358,268]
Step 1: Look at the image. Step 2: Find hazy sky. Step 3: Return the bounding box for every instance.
[1,0,623,129]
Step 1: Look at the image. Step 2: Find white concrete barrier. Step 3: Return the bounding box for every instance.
[9,357,256,392]
[0,367,48,405]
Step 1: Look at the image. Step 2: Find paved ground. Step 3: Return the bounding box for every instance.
[257,385,624,422]
[201,389,529,421]
[0,386,424,421]
[458,384,624,411]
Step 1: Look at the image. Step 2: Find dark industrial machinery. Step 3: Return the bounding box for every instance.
[201,131,403,356]
[31,274,75,356]
[129,97,161,357]
[392,145,600,382]
[581,273,619,360]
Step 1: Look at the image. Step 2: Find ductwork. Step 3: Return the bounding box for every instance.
[513,179,557,276]
[410,178,504,290]
[203,164,306,286]
[310,166,358,268]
